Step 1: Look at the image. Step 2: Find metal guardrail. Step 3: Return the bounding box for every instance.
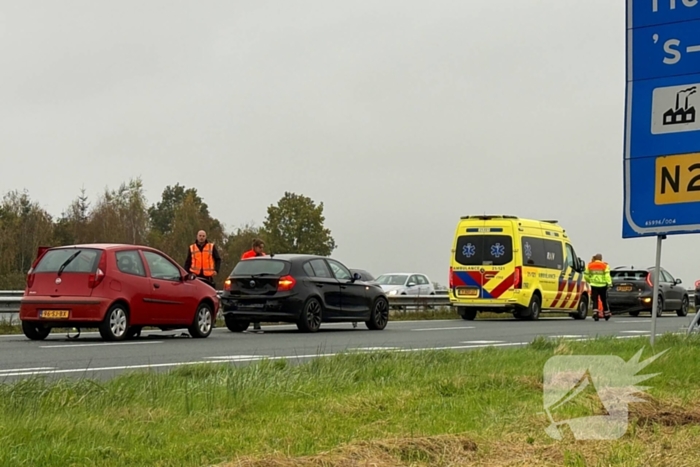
[0,288,694,315]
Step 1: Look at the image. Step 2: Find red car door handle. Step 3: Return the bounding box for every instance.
[154,283,160,289]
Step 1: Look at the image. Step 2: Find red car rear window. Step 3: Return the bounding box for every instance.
[33,248,103,273]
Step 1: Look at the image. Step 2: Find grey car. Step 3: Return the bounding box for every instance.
[607,266,689,317]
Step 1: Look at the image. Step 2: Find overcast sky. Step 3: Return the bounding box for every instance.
[2,1,698,288]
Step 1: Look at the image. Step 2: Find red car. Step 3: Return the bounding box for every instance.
[19,243,220,341]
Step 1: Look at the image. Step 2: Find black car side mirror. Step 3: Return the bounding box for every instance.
[184,273,197,281]
[352,272,361,281]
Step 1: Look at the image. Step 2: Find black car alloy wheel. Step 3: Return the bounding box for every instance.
[297,298,322,332]
[366,297,389,330]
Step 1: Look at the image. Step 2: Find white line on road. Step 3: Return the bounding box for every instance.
[347,347,401,351]
[0,333,681,378]
[548,335,589,339]
[620,330,650,334]
[207,355,269,361]
[616,319,651,323]
[459,340,504,344]
[0,367,55,373]
[411,326,475,331]
[40,341,164,349]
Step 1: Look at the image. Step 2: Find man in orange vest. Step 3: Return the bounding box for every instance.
[184,230,221,288]
[584,253,613,321]
[241,238,265,260]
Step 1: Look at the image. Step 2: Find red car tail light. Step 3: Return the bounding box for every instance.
[88,254,107,289]
[277,275,296,292]
[646,273,653,288]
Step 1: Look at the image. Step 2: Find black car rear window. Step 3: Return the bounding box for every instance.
[611,270,648,280]
[231,259,290,276]
[33,248,103,273]
[454,235,513,266]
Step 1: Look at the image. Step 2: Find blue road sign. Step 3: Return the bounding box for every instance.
[623,0,700,238]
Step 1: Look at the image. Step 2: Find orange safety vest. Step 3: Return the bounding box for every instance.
[190,242,216,276]
[241,249,258,260]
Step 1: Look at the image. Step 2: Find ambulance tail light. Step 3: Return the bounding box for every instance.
[449,267,454,288]
[513,266,522,289]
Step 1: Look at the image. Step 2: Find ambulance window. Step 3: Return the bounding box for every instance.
[542,239,563,270]
[455,235,512,266]
[521,237,546,266]
[564,244,576,271]
[521,237,563,269]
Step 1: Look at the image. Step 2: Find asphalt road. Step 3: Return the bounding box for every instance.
[0,314,693,381]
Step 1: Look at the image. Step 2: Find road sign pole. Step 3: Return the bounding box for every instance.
[650,235,665,346]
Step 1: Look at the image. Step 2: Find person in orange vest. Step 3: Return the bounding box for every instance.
[241,238,266,333]
[184,230,221,289]
[584,253,613,321]
[241,238,265,260]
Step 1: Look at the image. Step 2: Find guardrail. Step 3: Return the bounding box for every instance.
[0,288,694,317]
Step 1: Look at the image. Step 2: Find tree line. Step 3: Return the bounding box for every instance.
[0,178,336,289]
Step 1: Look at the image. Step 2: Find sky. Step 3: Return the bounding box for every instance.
[2,0,699,289]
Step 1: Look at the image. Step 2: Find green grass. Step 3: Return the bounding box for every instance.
[1,334,699,466]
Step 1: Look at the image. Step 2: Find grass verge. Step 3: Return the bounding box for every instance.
[1,333,699,466]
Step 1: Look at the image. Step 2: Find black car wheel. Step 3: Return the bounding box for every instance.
[655,296,664,316]
[297,298,323,332]
[366,297,389,330]
[224,315,250,332]
[677,296,689,317]
[460,308,477,320]
[21,321,51,341]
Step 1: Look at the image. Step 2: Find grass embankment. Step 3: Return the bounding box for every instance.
[1,334,699,466]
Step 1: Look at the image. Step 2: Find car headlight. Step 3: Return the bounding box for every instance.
[388,290,397,295]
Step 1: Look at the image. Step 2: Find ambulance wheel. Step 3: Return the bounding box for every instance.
[570,295,588,320]
[525,294,541,320]
[459,308,477,320]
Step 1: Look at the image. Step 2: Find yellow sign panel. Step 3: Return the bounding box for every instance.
[655,152,700,205]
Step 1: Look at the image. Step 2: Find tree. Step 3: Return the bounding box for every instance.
[86,178,150,244]
[0,190,54,288]
[155,191,225,268]
[53,187,91,245]
[262,192,336,256]
[148,184,209,236]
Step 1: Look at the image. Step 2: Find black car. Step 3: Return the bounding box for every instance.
[607,266,689,317]
[220,254,389,332]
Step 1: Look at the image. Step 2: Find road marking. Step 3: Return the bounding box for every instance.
[347,347,401,351]
[620,330,650,334]
[40,341,164,349]
[0,367,55,373]
[0,331,685,378]
[459,340,504,344]
[616,319,651,323]
[207,355,268,361]
[548,335,589,339]
[411,326,475,331]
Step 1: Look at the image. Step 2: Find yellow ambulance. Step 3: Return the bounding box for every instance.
[448,215,590,320]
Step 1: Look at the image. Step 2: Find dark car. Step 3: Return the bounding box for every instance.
[220,254,389,333]
[607,266,689,317]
